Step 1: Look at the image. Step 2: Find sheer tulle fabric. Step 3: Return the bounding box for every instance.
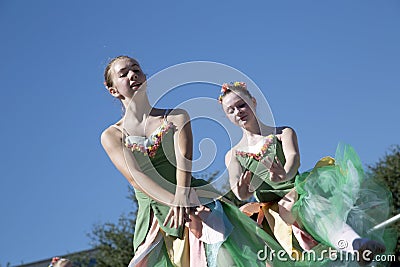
[292,144,397,257]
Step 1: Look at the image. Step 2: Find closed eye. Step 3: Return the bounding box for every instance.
[226,108,234,114]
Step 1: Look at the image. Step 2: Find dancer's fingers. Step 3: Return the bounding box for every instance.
[238,172,246,186]
[270,159,282,173]
[270,162,279,173]
[177,207,183,229]
[194,205,211,215]
[170,207,177,228]
[200,205,211,213]
[185,207,191,222]
[193,206,201,216]
[169,209,174,228]
[163,208,173,227]
[275,156,283,168]
[243,170,251,182]
[261,157,273,168]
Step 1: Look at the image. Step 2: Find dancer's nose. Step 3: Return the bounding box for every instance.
[128,70,138,80]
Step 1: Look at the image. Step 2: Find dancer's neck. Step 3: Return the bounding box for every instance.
[242,122,275,138]
[122,90,153,123]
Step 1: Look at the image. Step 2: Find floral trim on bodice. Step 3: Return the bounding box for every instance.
[125,121,174,157]
[235,135,275,160]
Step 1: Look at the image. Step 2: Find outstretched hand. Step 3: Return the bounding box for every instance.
[163,188,211,229]
[237,170,255,194]
[269,156,287,182]
[238,170,252,187]
[163,192,190,229]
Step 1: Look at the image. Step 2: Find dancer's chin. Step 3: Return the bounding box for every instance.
[238,120,248,128]
[131,84,142,91]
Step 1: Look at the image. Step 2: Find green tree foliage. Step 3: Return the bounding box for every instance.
[366,145,400,260]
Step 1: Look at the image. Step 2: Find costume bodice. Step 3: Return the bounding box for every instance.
[123,119,209,190]
[115,116,210,250]
[125,120,178,186]
[235,135,296,202]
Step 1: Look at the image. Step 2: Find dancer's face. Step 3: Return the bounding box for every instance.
[109,58,146,98]
[221,91,256,127]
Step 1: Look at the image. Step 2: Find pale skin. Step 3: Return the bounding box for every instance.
[221,90,300,200]
[101,57,203,229]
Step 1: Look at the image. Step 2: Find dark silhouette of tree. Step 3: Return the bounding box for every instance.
[367,145,400,264]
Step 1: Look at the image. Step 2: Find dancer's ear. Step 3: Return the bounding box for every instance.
[107,86,121,98]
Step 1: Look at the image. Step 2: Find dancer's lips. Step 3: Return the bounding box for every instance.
[239,115,248,121]
[131,83,142,90]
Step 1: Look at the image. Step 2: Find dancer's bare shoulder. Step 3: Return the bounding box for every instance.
[164,108,191,128]
[275,126,297,142]
[100,123,124,153]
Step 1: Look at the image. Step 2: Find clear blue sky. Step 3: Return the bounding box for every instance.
[1,0,399,265]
